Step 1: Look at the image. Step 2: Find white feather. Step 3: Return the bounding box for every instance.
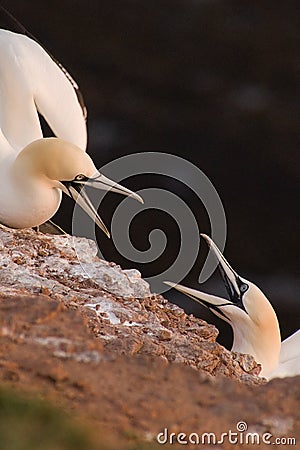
[268,330,300,379]
[0,29,86,155]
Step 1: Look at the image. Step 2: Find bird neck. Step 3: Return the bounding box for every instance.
[12,143,43,178]
[232,317,281,377]
[0,130,14,161]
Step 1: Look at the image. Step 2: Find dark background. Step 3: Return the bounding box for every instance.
[2,0,299,348]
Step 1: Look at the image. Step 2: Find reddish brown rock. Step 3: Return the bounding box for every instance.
[0,225,299,448]
[0,224,262,382]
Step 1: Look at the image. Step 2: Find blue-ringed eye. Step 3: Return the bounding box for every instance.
[75,174,85,181]
[240,283,248,293]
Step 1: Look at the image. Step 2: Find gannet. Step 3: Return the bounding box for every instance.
[0,27,142,236]
[165,234,300,380]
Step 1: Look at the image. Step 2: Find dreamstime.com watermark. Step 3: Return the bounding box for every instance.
[72,152,227,293]
[156,421,296,446]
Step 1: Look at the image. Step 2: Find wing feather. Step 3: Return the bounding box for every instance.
[0,8,87,153]
[268,329,300,379]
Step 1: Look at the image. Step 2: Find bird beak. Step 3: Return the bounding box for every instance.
[200,233,242,304]
[82,172,144,204]
[164,234,247,316]
[61,172,143,238]
[61,181,111,237]
[164,281,231,309]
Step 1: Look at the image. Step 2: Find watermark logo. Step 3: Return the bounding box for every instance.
[72,152,227,293]
[156,421,296,446]
[236,421,248,432]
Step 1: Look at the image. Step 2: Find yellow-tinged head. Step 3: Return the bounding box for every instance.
[14,137,97,181]
[13,138,143,236]
[165,234,282,378]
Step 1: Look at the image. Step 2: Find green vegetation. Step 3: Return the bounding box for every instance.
[0,387,174,450]
[0,387,94,450]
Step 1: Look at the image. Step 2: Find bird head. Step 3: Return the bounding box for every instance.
[165,234,281,376]
[14,138,143,236]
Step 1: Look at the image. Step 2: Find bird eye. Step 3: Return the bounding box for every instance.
[75,174,85,181]
[240,284,248,293]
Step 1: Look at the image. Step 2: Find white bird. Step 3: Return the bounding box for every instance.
[0,26,142,236]
[165,234,300,380]
[268,329,300,379]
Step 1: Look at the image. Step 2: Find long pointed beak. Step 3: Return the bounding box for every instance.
[164,235,248,316]
[200,234,241,303]
[164,281,231,307]
[61,172,143,237]
[83,172,144,204]
[61,183,110,237]
[164,281,232,321]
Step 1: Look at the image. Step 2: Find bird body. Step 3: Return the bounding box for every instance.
[0,28,142,234]
[269,329,300,379]
[165,234,299,380]
[0,29,87,153]
[0,148,62,228]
